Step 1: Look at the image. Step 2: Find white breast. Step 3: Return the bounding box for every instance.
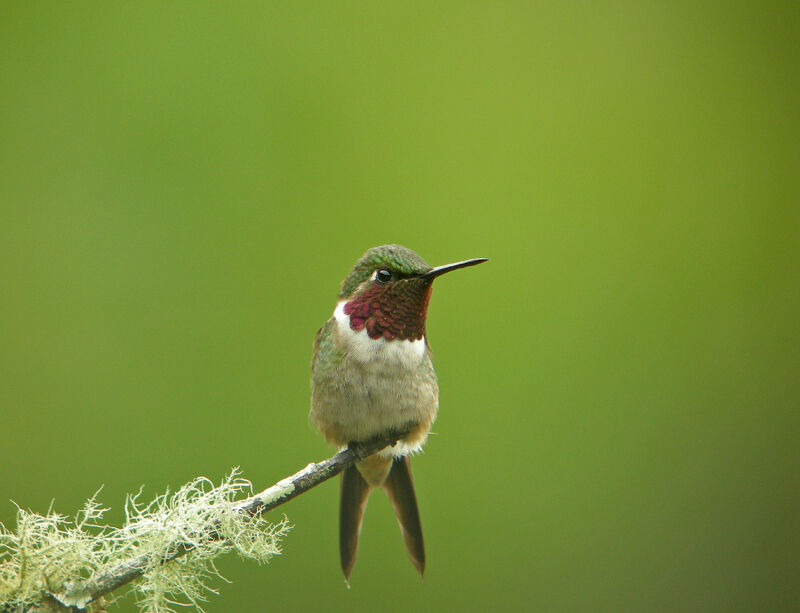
[311,301,438,456]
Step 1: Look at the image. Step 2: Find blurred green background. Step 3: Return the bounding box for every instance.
[1,2,798,612]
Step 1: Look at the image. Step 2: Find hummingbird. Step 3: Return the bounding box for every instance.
[309,244,487,581]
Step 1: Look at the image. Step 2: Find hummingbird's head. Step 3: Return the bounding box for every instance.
[338,244,487,341]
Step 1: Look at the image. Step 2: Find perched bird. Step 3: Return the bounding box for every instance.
[309,244,487,580]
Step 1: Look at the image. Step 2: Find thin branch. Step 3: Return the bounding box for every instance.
[13,430,406,613]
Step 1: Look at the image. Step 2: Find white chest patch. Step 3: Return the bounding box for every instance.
[333,300,426,366]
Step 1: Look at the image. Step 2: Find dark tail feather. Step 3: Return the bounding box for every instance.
[382,456,425,576]
[340,464,372,581]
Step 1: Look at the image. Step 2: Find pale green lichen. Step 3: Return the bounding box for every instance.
[0,470,291,613]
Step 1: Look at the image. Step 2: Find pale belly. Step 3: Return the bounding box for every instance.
[310,311,439,456]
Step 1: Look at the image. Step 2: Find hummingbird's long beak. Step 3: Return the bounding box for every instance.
[421,258,488,279]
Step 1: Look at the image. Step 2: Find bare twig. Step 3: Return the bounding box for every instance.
[10,430,406,613]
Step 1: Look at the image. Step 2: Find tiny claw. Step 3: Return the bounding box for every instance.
[386,426,408,445]
[347,441,369,461]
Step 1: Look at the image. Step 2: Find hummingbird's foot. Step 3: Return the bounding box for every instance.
[347,441,370,461]
[347,425,413,460]
[385,425,411,446]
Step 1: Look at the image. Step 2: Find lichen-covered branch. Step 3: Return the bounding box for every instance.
[1,431,405,613]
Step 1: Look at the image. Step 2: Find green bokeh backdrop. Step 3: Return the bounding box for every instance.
[1,2,798,612]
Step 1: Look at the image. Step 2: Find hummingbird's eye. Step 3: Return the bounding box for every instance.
[375,269,393,284]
